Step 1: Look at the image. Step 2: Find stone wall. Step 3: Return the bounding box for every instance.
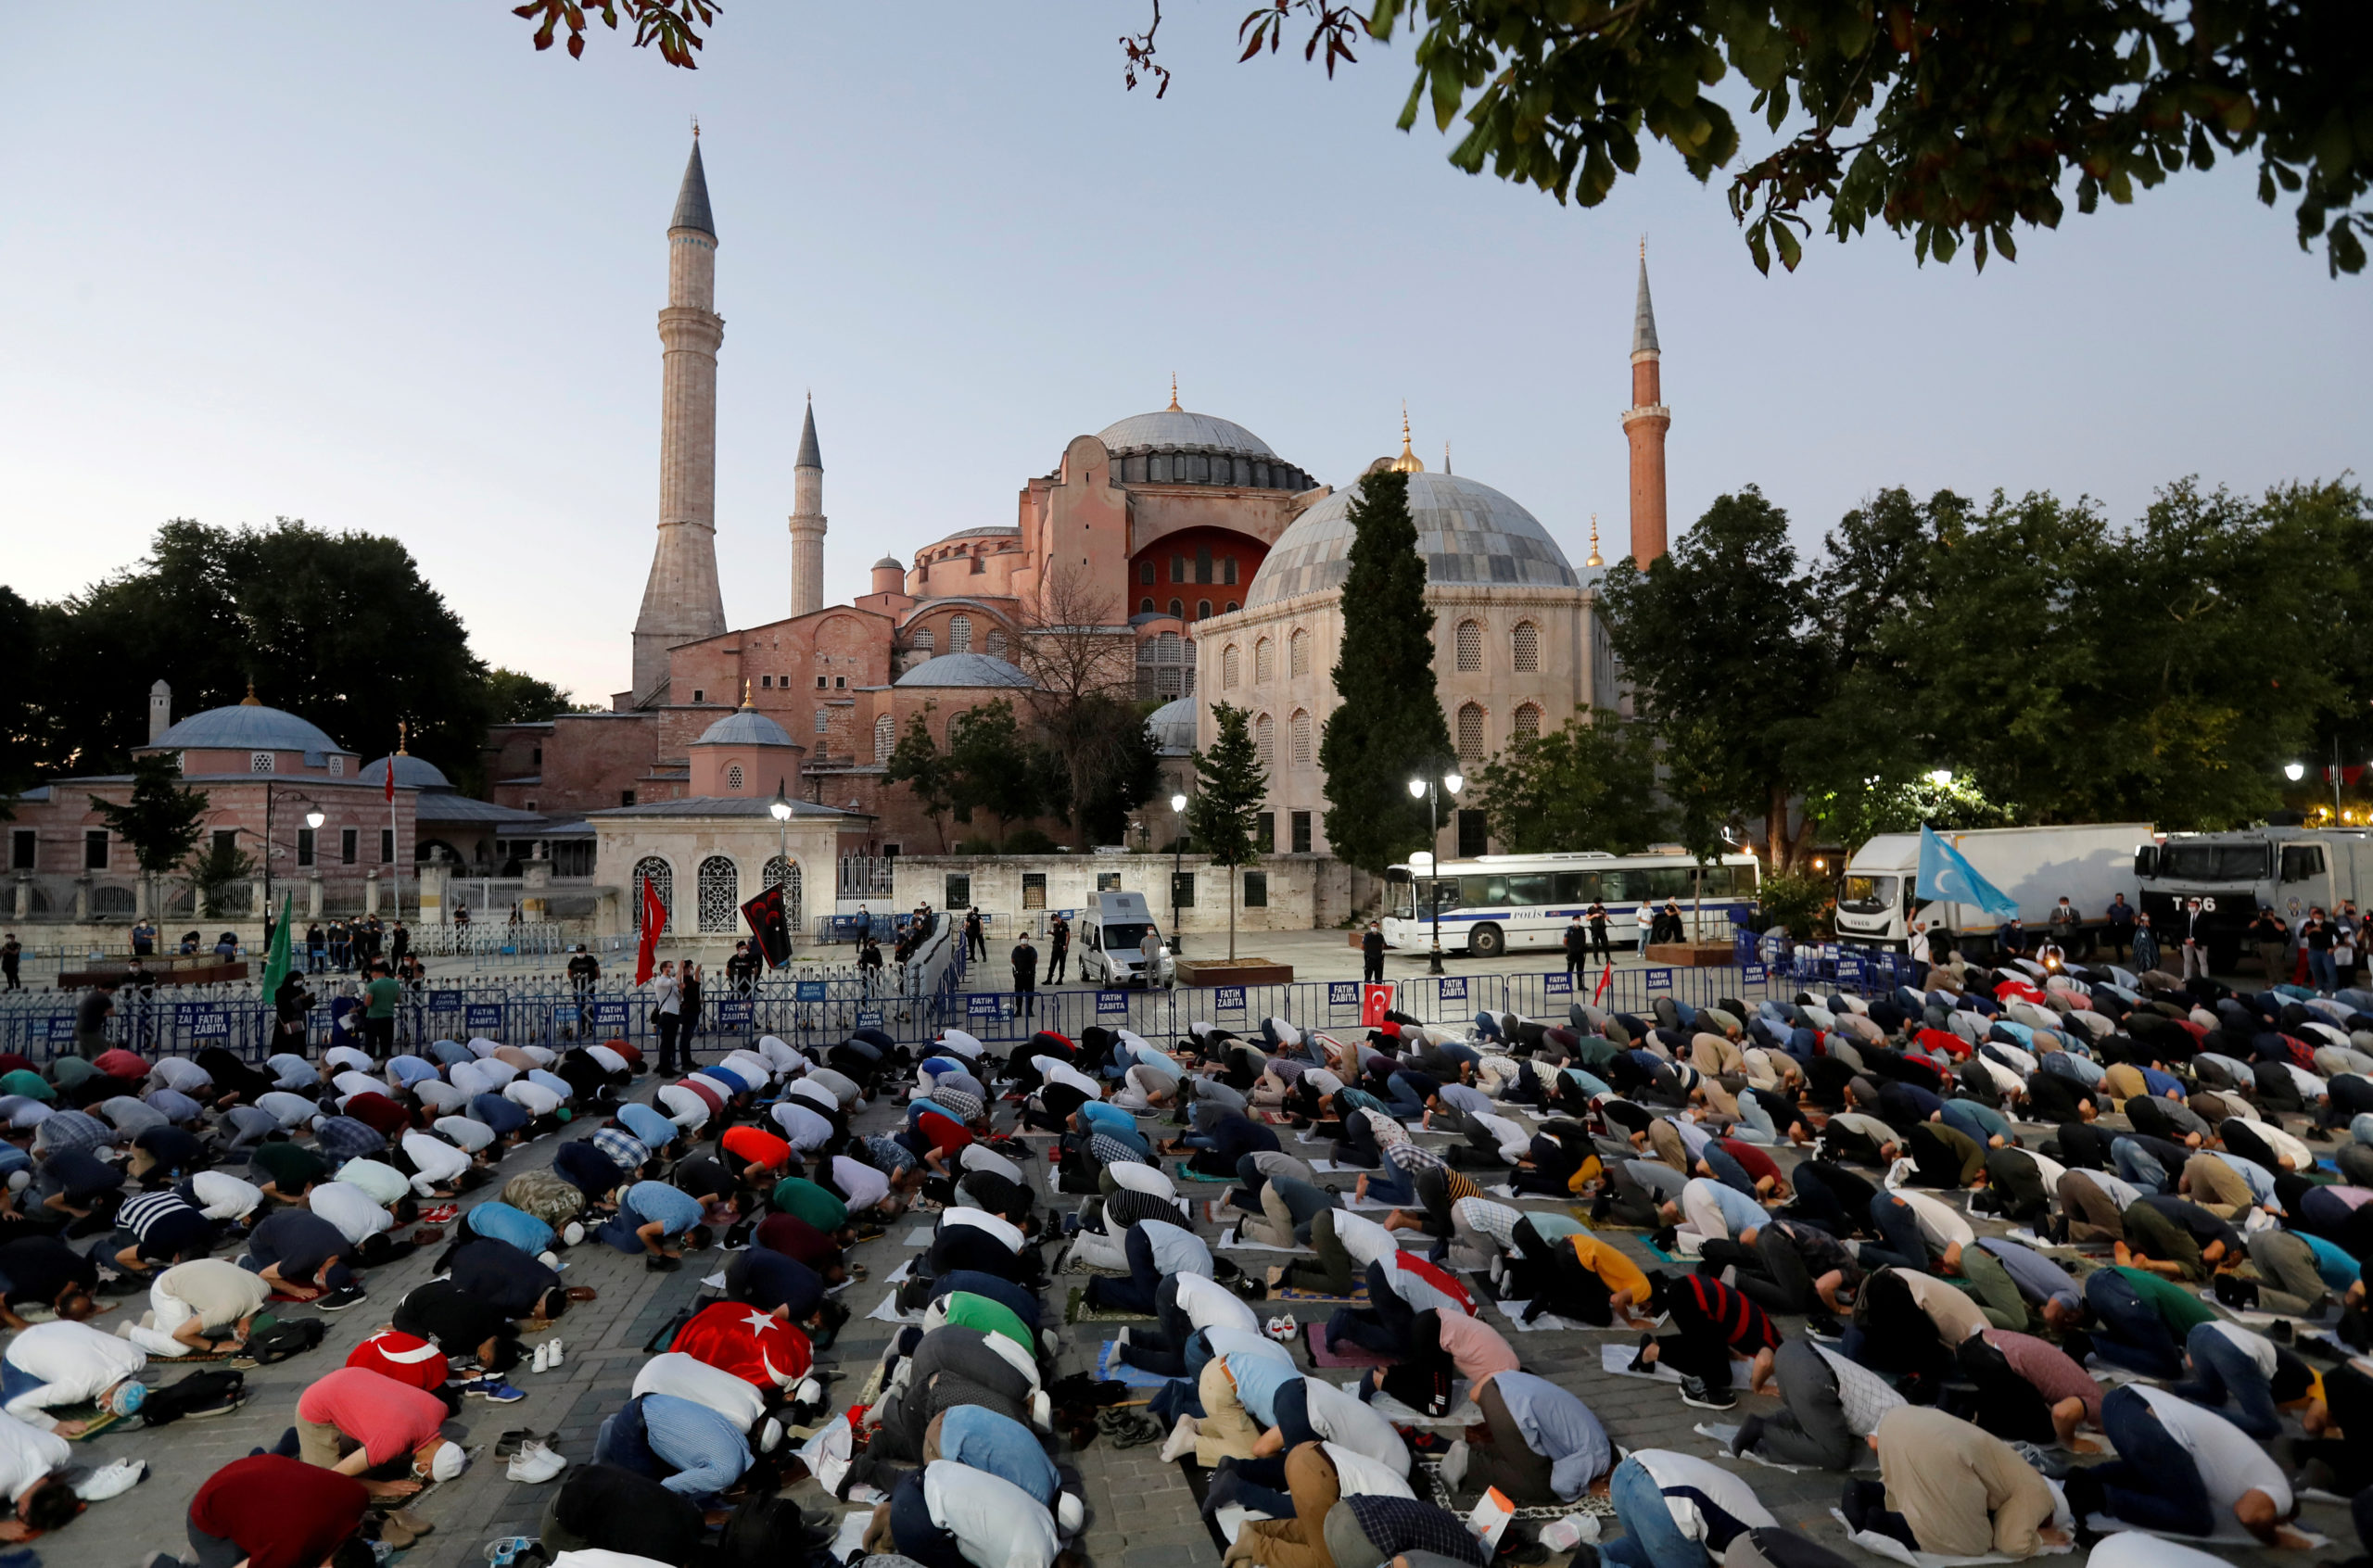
[888,853,1377,936]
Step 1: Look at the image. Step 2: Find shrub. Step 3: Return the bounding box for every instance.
[1758,870,1834,940]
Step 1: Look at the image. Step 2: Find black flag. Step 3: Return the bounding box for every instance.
[741,884,792,967]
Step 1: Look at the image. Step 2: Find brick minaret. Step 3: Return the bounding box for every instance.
[787,397,827,619]
[631,137,730,705]
[1620,242,1670,563]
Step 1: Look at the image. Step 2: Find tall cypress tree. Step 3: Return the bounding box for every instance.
[1319,469,1453,872]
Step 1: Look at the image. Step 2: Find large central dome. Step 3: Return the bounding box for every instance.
[1244,471,1580,611]
[1096,409,1275,458]
[1091,405,1316,492]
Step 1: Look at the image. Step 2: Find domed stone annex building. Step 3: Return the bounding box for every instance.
[469,138,1674,924]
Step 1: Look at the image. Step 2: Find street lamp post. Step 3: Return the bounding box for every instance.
[1406,770,1466,976]
[260,784,328,944]
[1169,790,1188,955]
[770,780,793,955]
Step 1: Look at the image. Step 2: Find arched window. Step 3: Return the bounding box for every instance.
[815,707,829,734]
[1197,600,1212,621]
[1255,713,1275,768]
[726,764,744,790]
[1169,598,1184,619]
[1288,628,1310,677]
[1289,709,1312,767]
[696,855,740,932]
[985,628,1007,657]
[1513,702,1542,741]
[1196,545,1213,584]
[1225,601,1239,613]
[1254,638,1274,684]
[1457,702,1487,758]
[1512,620,1541,672]
[874,714,896,762]
[949,614,972,653]
[912,627,934,653]
[1140,597,1155,614]
[1455,619,1483,672]
[1224,557,1238,585]
[631,856,673,932]
[1223,644,1241,688]
[765,857,803,929]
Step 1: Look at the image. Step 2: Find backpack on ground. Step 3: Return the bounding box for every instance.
[246,1318,326,1364]
[141,1368,246,1425]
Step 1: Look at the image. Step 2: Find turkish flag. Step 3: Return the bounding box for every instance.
[671,1299,813,1389]
[742,882,792,967]
[635,875,666,984]
[1359,983,1394,1028]
[385,760,395,804]
[1593,961,1614,1004]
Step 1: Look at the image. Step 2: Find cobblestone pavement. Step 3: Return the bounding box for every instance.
[61,1004,2358,1568]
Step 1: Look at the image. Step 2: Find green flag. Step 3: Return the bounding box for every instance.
[259,892,295,1001]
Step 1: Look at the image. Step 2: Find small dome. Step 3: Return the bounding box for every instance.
[893,652,1034,690]
[358,753,452,792]
[1146,698,1196,756]
[149,702,344,755]
[1245,471,1579,612]
[1096,409,1276,459]
[694,708,797,747]
[872,555,904,571]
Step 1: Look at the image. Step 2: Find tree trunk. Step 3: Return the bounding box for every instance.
[1229,866,1238,961]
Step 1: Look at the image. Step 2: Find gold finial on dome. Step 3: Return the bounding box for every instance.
[1390,401,1425,474]
[1167,373,1181,412]
[742,680,754,708]
[1587,513,1605,568]
[239,680,260,706]
[396,719,410,755]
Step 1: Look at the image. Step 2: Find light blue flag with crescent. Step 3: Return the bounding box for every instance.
[1914,825,2022,917]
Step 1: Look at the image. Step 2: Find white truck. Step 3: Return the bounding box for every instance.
[1831,823,2154,953]
[2135,827,2373,971]
[1072,891,1176,989]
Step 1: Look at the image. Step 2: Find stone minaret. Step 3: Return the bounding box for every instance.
[787,397,827,619]
[631,138,730,705]
[1620,241,1670,563]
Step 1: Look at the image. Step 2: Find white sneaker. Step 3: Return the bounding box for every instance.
[547,1339,564,1370]
[1439,1438,1471,1490]
[505,1441,567,1484]
[77,1458,149,1500]
[531,1342,552,1373]
[1112,1328,1130,1348]
[1158,1414,1200,1463]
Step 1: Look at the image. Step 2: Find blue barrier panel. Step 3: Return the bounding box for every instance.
[1642,967,1674,993]
[464,1004,503,1034]
[716,999,754,1029]
[1543,972,1572,995]
[856,1006,884,1031]
[1096,992,1130,1016]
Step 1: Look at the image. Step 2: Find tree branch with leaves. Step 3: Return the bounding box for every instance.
[1186,703,1270,961]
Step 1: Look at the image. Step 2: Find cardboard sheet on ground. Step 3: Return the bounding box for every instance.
[1828,1514,2075,1568]
[1098,1338,1176,1389]
[867,1293,920,1325]
[1216,1228,1308,1254]
[1597,1342,1753,1385]
[882,1258,914,1285]
[827,1511,871,1562]
[1344,1376,1478,1426]
[2082,1515,2329,1549]
[1498,1306,1586,1333]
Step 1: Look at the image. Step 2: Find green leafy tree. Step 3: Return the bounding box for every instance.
[484,667,595,723]
[89,754,211,918]
[1186,703,1270,960]
[945,700,1044,848]
[1472,708,1666,853]
[1803,770,2016,854]
[883,708,955,852]
[0,588,38,810]
[1319,469,1453,873]
[182,834,255,917]
[1758,869,1835,942]
[1600,486,1827,870]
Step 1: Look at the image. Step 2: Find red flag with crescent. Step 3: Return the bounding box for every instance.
[635,874,665,985]
[672,1299,813,1389]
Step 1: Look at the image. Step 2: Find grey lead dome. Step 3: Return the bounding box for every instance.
[1244,471,1580,612]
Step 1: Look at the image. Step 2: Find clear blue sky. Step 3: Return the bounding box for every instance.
[4,5,2366,704]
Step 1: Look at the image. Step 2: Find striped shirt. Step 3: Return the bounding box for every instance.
[120,1187,201,1239]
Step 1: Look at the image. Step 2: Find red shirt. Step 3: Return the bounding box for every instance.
[917,1111,971,1157]
[607,1040,644,1067]
[346,1329,450,1392]
[721,1126,792,1172]
[296,1366,447,1465]
[190,1455,369,1568]
[1715,1139,1783,1190]
[673,1298,812,1388]
[343,1092,410,1135]
[94,1049,150,1080]
[674,1077,725,1117]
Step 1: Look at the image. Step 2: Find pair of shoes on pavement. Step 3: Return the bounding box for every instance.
[317,1283,367,1311]
[506,1439,567,1484]
[466,1376,527,1404]
[531,1340,565,1373]
[1263,1313,1299,1343]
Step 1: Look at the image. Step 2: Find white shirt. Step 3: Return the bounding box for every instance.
[147,1058,212,1095]
[2132,1385,2291,1521]
[939,1207,1023,1254]
[256,1091,318,1129]
[831,1156,891,1214]
[2202,1321,2280,1379]
[921,1461,1059,1568]
[755,1036,801,1072]
[308,1182,394,1246]
[1895,1188,1975,1250]
[1813,1344,1906,1435]
[1329,1210,1400,1272]
[1301,1380,1409,1474]
[1470,1111,1530,1162]
[2,1321,146,1428]
[402,1130,472,1191]
[632,1352,767,1431]
[187,1170,263,1221]
[1038,1061,1102,1100]
[651,976,680,1017]
[323,1047,373,1075]
[586,1045,630,1076]
[331,1071,382,1103]
[436,1115,495,1153]
[1628,1448,1778,1543]
[448,1061,502,1098]
[770,1101,834,1152]
[0,1413,70,1497]
[655,1084,710,1130]
[412,1080,467,1114]
[1103,1160,1177,1201]
[958,1144,1024,1184]
[788,1080,839,1116]
[1173,1272,1259,1335]
[934,1030,984,1062]
[1323,1440,1416,1499]
[505,1080,563,1117]
[336,1159,411,1208]
[721,1051,774,1087]
[266,1054,316,1088]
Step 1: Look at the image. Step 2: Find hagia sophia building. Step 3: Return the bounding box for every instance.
[2,135,1670,939]
[482,139,1669,868]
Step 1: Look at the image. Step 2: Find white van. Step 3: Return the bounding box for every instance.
[1074,891,1175,988]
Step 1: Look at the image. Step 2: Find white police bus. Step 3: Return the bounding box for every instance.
[1382,850,1762,957]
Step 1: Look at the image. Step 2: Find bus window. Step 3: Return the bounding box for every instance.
[1460,875,1513,905]
[1504,874,1551,907]
[2282,844,2327,882]
[1644,867,1693,899]
[1695,866,1732,896]
[1597,871,1633,902]
[1386,869,1415,920]
[1424,879,1465,913]
[1553,871,1593,903]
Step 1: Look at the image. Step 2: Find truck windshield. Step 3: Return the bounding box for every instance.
[1104,922,1154,954]
[2158,843,2270,881]
[1386,870,1415,921]
[1839,874,1897,913]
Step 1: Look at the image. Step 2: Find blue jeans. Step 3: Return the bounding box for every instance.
[1601,1455,1706,1568]
[1384,1075,1428,1120]
[2083,1271,2184,1378]
[2092,1386,2215,1536]
[2170,1321,2284,1437]
[1867,1192,1930,1271]
[2313,952,2339,992]
[2112,1136,2170,1195]
[1363,1163,1415,1207]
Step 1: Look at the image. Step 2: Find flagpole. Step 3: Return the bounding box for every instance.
[389,721,405,923]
